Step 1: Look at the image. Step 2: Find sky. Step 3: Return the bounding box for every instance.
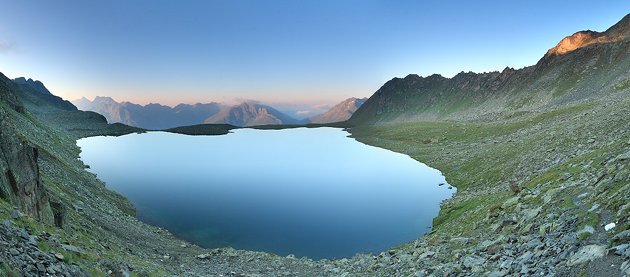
[0,1,628,106]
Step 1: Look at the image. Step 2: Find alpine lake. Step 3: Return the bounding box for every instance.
[77,127,454,259]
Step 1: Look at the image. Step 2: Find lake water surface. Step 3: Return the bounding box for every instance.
[77,127,454,259]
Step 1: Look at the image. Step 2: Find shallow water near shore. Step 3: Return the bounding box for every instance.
[77,127,454,259]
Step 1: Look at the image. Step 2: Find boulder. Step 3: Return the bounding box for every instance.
[577,225,595,238]
[501,197,519,209]
[196,254,211,259]
[61,244,82,254]
[567,245,606,265]
[613,230,630,243]
[462,255,485,269]
[609,244,630,258]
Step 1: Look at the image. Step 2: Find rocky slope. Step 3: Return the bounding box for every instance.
[339,13,630,276]
[309,97,367,124]
[73,96,223,130]
[204,102,304,127]
[347,94,630,276]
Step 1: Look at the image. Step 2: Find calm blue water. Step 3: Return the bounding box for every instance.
[77,127,454,259]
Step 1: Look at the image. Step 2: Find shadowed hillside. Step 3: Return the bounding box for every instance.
[350,14,630,125]
[342,13,630,276]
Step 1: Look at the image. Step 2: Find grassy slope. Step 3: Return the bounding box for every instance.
[2,86,627,275]
[350,94,629,247]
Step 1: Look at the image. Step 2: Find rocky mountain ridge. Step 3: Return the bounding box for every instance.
[309,97,367,124]
[349,13,630,125]
[13,77,53,95]
[546,14,630,57]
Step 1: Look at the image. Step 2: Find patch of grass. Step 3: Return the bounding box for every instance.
[558,194,576,210]
[582,212,600,227]
[38,240,53,252]
[577,232,591,241]
[0,262,19,277]
[576,211,600,241]
[488,202,502,214]
[87,267,103,276]
[57,249,80,264]
[433,193,502,231]
[614,77,630,91]
[14,215,56,235]
[552,73,580,97]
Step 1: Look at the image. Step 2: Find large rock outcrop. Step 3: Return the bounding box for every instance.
[0,75,53,224]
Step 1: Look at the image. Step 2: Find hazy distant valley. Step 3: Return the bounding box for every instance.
[73,96,366,129]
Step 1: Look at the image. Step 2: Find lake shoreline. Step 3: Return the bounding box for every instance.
[162,122,350,136]
[78,128,454,260]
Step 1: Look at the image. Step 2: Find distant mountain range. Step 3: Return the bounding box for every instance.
[309,97,367,123]
[73,97,222,130]
[204,102,306,126]
[72,96,365,129]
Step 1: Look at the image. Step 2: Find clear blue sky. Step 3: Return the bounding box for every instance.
[0,1,628,105]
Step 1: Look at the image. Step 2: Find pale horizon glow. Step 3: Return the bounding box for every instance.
[60,88,363,107]
[1,1,628,106]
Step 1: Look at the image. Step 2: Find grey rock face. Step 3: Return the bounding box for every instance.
[0,110,52,224]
